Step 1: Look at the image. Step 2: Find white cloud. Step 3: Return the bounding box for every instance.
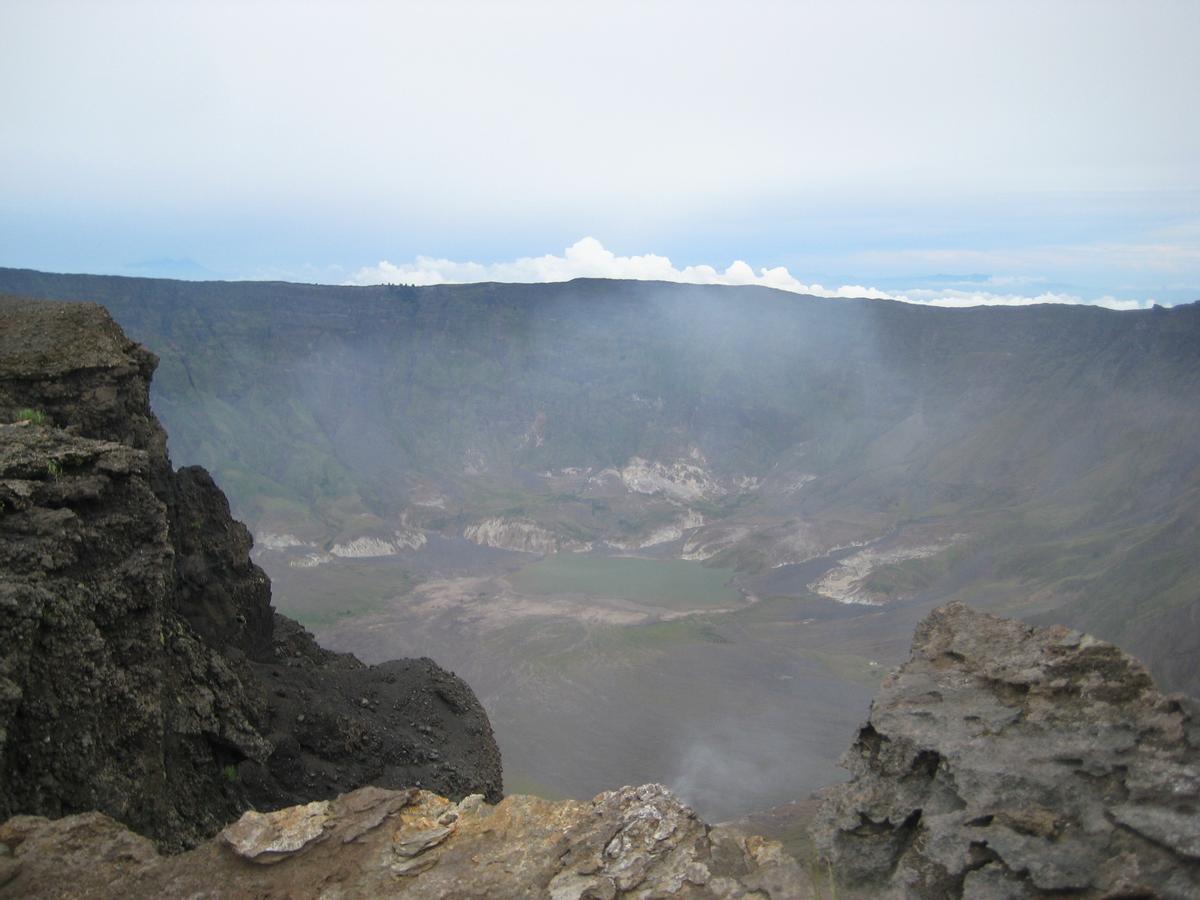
[896,289,1154,311]
[348,238,1165,310]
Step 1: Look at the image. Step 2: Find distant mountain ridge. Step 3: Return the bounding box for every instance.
[0,267,1197,696]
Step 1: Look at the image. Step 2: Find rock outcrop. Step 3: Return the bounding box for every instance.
[813,602,1200,898]
[463,517,585,554]
[0,297,502,851]
[0,783,813,898]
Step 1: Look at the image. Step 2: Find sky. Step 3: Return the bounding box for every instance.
[2,0,1198,307]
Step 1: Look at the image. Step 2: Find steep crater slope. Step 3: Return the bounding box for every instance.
[0,298,502,850]
[0,270,1196,697]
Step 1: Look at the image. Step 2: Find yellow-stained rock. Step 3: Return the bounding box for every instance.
[0,785,815,898]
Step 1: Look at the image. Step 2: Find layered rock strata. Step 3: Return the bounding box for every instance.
[813,602,1200,898]
[0,298,501,851]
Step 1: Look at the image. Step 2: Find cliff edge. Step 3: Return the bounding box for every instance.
[0,297,502,851]
[813,601,1200,898]
[0,783,814,898]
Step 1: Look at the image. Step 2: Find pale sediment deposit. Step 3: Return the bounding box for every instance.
[392,527,427,551]
[620,456,723,502]
[256,532,307,551]
[463,517,584,554]
[330,536,399,558]
[638,509,706,548]
[808,540,953,605]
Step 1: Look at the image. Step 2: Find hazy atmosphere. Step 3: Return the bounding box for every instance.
[2,1,1198,305]
[2,3,1199,896]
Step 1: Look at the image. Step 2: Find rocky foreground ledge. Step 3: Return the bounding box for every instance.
[0,783,812,898]
[4,604,1198,899]
[814,602,1200,898]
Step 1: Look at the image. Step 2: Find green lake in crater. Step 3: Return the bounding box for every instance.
[510,555,739,610]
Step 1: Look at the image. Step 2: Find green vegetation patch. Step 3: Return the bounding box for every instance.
[271,562,417,627]
[511,556,739,610]
[16,408,46,425]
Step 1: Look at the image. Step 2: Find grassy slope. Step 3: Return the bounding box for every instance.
[510,556,738,610]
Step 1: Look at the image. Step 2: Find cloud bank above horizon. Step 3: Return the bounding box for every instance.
[3,3,1196,306]
[348,238,1164,311]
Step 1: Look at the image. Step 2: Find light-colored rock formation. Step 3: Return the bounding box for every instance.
[620,456,723,503]
[638,510,706,549]
[330,536,399,558]
[0,784,813,898]
[464,517,585,554]
[392,527,427,551]
[325,527,426,558]
[257,532,307,551]
[807,541,952,605]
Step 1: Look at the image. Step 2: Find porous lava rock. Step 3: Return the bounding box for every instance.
[813,601,1200,898]
[0,297,501,851]
[0,783,814,898]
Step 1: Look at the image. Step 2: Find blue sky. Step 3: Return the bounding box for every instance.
[2,1,1197,307]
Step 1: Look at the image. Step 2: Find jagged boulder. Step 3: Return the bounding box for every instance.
[0,783,813,898]
[0,297,501,850]
[813,601,1200,898]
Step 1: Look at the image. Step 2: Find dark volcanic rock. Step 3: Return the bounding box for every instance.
[0,783,813,898]
[0,422,261,846]
[0,297,501,851]
[240,617,502,811]
[170,464,275,659]
[813,601,1200,898]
